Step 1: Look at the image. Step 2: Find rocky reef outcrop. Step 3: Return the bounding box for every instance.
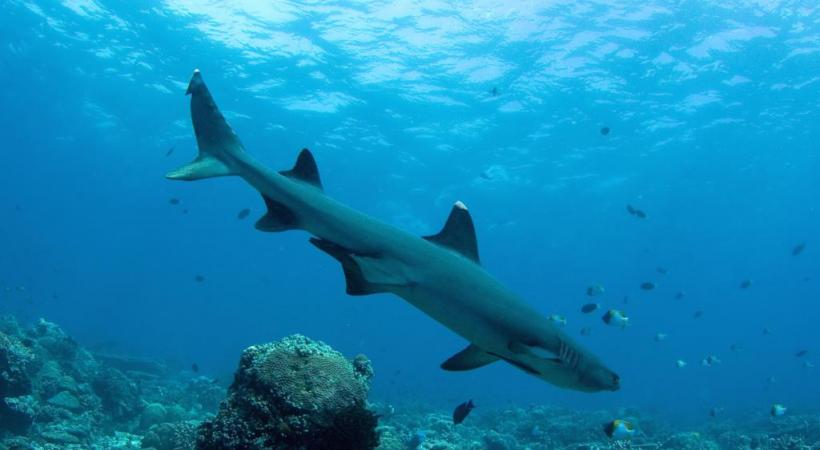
[196,334,379,450]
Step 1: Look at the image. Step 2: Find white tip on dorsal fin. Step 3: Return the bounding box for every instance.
[423,201,480,264]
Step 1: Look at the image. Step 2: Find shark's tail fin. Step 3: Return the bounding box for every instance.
[166,70,242,181]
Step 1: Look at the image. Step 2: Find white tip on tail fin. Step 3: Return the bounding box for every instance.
[167,70,242,181]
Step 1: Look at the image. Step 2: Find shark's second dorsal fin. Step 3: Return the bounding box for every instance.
[280,148,323,190]
[424,201,480,264]
[441,344,499,371]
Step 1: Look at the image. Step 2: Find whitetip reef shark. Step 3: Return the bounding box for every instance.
[167,70,620,393]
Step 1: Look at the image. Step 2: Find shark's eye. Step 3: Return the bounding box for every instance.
[612,373,620,385]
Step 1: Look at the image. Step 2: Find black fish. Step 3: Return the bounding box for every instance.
[237,208,251,220]
[739,280,752,289]
[626,204,647,218]
[656,266,668,275]
[490,87,498,96]
[191,363,199,373]
[795,350,808,358]
[169,198,180,205]
[792,243,805,256]
[600,126,610,135]
[194,275,205,282]
[674,291,685,300]
[693,310,703,319]
[581,303,599,314]
[166,146,175,157]
[452,399,475,425]
[640,281,655,291]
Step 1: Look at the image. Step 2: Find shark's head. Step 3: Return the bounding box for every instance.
[510,339,621,393]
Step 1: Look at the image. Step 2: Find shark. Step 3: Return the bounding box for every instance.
[167,70,620,393]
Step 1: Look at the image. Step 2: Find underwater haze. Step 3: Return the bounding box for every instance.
[1,0,819,437]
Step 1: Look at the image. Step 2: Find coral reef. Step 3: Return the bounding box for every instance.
[196,334,378,450]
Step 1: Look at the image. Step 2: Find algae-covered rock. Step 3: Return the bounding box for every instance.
[140,402,169,429]
[196,334,379,450]
[141,420,200,450]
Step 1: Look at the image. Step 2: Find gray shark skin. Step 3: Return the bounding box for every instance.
[167,70,620,393]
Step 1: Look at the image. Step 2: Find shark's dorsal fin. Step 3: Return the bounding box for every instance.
[280,148,323,190]
[441,344,499,371]
[255,194,299,232]
[424,201,480,263]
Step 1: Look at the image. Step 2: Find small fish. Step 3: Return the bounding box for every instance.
[479,171,492,180]
[602,309,629,328]
[701,355,721,367]
[490,87,498,96]
[656,266,668,275]
[792,243,805,256]
[165,146,175,157]
[675,360,687,368]
[674,291,686,300]
[182,208,189,215]
[795,350,808,358]
[771,404,787,417]
[739,279,753,289]
[709,407,723,418]
[625,204,647,218]
[803,361,815,369]
[194,275,205,282]
[191,363,199,373]
[693,310,703,319]
[580,327,592,336]
[762,327,772,335]
[765,376,776,384]
[581,303,599,314]
[654,333,668,342]
[586,283,605,297]
[602,419,635,439]
[548,315,567,327]
[237,208,251,220]
[730,343,742,352]
[640,281,655,291]
[169,198,180,205]
[452,399,474,425]
[600,126,610,136]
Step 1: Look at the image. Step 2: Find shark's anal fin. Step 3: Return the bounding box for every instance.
[255,195,298,232]
[424,201,480,264]
[441,344,499,371]
[280,148,323,190]
[309,238,397,296]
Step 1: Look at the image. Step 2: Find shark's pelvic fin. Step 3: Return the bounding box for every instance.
[424,201,480,264]
[441,344,499,371]
[255,194,299,232]
[309,238,399,295]
[280,148,323,190]
[167,70,242,181]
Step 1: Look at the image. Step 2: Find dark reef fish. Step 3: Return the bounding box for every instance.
[166,70,620,393]
[600,126,610,135]
[693,310,703,319]
[626,204,646,218]
[169,197,180,205]
[795,350,808,358]
[674,291,685,300]
[237,208,251,220]
[581,303,599,314]
[452,399,475,425]
[166,146,175,156]
[490,87,498,96]
[656,266,668,275]
[191,363,199,373]
[792,243,805,256]
[194,274,205,282]
[586,283,605,297]
[739,279,753,289]
[640,281,655,291]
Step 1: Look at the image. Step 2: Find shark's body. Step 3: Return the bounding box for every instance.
[168,70,620,392]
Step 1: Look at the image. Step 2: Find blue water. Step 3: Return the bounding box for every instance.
[1,0,818,424]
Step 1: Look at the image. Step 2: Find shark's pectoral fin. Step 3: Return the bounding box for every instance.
[280,149,323,190]
[441,344,499,371]
[424,201,480,264]
[255,195,299,232]
[309,238,405,296]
